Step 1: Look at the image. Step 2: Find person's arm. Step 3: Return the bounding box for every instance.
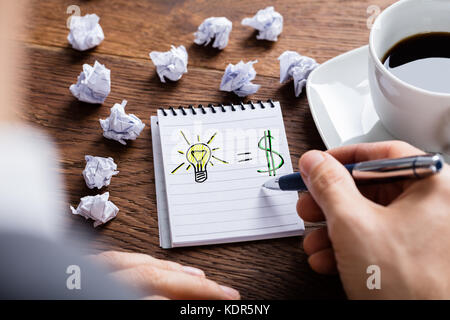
[297,141,450,299]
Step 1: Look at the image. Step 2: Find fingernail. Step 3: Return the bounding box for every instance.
[300,151,326,178]
[182,266,205,277]
[220,285,240,300]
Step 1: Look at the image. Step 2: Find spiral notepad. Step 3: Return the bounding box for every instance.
[151,100,305,248]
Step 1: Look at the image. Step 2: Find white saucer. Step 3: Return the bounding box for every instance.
[306,45,395,149]
[306,46,450,163]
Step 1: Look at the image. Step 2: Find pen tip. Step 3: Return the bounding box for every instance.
[262,177,280,190]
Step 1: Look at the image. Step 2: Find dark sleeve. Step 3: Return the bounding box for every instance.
[0,232,140,299]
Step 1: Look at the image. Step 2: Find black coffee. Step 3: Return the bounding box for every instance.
[382,32,450,94]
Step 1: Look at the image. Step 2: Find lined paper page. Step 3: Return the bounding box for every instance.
[157,102,304,247]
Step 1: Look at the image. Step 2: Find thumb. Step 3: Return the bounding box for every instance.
[299,150,368,221]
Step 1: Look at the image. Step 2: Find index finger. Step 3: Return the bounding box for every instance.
[110,265,240,300]
[326,141,425,164]
[90,251,205,277]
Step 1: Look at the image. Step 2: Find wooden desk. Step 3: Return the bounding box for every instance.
[21,0,395,299]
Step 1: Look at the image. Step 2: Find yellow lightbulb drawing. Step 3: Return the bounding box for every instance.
[186,143,211,183]
[171,131,228,183]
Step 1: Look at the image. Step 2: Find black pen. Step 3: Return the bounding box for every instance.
[263,154,444,191]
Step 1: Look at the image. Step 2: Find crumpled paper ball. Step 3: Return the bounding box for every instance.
[99,100,145,145]
[194,17,232,50]
[278,51,318,97]
[241,6,283,41]
[149,45,188,83]
[70,192,119,227]
[67,13,105,51]
[83,155,119,189]
[220,60,260,97]
[70,61,111,104]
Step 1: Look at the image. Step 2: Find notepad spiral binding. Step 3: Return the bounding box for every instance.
[158,99,276,116]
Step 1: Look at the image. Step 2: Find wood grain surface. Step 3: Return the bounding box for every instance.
[20,0,396,299]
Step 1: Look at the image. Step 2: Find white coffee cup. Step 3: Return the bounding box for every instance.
[369,0,450,154]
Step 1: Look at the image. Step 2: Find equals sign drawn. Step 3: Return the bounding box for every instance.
[237,152,252,162]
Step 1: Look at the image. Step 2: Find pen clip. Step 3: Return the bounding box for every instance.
[351,153,444,180]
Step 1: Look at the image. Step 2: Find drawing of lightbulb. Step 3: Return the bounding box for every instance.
[171,131,228,182]
[186,143,212,183]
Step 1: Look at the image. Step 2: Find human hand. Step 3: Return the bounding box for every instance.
[296,141,450,299]
[90,251,240,300]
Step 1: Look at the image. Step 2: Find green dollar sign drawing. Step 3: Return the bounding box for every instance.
[257,130,284,176]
